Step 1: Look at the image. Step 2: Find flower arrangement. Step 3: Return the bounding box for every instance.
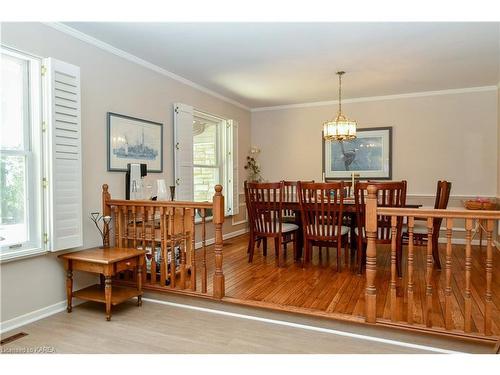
[244,147,263,182]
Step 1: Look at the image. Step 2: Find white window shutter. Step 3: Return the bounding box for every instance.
[173,103,194,201]
[225,120,239,216]
[43,58,83,251]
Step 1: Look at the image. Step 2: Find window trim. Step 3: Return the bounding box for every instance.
[0,46,46,262]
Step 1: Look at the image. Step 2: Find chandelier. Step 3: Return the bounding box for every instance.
[323,71,357,141]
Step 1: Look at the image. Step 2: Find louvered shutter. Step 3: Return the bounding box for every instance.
[173,103,194,201]
[225,120,239,216]
[43,58,83,251]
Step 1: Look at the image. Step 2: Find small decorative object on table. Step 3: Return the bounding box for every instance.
[244,146,263,182]
[169,185,176,201]
[156,179,167,200]
[463,198,496,210]
[90,212,112,248]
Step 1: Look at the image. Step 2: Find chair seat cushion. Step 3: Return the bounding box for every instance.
[282,215,296,224]
[402,222,428,235]
[282,223,299,233]
[306,225,349,236]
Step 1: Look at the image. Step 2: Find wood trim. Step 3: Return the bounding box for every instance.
[42,23,251,111]
[251,86,497,112]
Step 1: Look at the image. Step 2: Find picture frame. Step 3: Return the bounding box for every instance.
[107,112,163,172]
[322,126,392,180]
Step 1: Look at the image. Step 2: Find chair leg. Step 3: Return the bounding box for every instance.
[358,243,366,274]
[432,236,441,269]
[302,240,308,268]
[248,236,256,263]
[277,237,283,267]
[337,241,342,273]
[263,238,267,256]
[344,235,349,269]
[293,232,298,261]
[396,235,403,278]
[357,236,363,275]
[319,246,323,262]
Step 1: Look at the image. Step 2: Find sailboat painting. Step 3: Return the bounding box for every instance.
[323,127,392,180]
[107,112,163,172]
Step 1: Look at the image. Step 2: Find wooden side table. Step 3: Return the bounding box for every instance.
[59,247,145,321]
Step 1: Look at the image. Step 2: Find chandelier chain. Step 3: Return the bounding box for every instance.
[338,72,342,115]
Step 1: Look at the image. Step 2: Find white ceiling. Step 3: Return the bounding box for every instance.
[64,22,500,109]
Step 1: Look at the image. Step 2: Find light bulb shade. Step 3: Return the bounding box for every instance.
[323,114,357,141]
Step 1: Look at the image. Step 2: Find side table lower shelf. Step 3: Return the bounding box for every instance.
[73,284,143,306]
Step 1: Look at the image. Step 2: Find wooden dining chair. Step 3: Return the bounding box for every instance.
[246,181,299,266]
[297,181,349,271]
[282,181,299,224]
[402,180,451,269]
[244,181,267,257]
[354,180,407,275]
[281,180,314,223]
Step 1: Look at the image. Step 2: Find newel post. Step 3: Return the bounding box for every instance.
[102,184,111,248]
[365,184,378,323]
[212,184,225,299]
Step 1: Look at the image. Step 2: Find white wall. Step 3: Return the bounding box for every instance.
[0,22,251,324]
[251,90,498,197]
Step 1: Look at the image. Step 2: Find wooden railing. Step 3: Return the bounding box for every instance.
[364,185,500,341]
[101,184,225,299]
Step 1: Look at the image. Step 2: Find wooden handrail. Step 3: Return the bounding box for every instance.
[377,207,499,219]
[107,199,213,209]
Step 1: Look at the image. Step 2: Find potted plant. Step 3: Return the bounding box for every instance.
[244,147,263,182]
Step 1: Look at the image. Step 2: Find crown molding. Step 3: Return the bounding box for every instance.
[42,22,251,111]
[251,85,498,112]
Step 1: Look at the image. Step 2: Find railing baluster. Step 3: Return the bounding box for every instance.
[190,208,197,291]
[150,208,158,284]
[142,206,149,285]
[484,219,494,336]
[114,206,119,247]
[445,217,453,330]
[364,185,378,323]
[180,208,187,289]
[464,218,473,332]
[169,207,176,288]
[201,208,207,294]
[124,207,129,248]
[390,215,397,322]
[425,217,433,328]
[132,206,137,249]
[407,216,415,325]
[160,207,167,286]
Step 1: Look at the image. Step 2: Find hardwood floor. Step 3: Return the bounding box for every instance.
[196,233,500,339]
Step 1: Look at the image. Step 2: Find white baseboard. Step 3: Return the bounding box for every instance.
[0,299,84,335]
[194,228,248,249]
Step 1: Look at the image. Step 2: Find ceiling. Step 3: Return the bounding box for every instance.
[64,22,500,109]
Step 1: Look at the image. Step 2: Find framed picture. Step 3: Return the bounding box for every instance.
[323,127,392,180]
[107,112,163,172]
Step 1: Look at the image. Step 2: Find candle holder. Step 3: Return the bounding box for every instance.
[90,212,112,248]
[169,185,176,201]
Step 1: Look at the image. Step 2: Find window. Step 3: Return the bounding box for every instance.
[173,103,238,217]
[193,111,223,202]
[0,48,82,261]
[0,48,42,260]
